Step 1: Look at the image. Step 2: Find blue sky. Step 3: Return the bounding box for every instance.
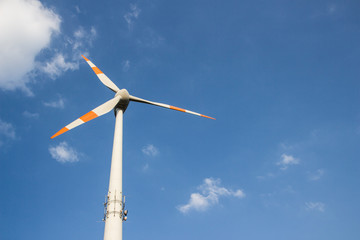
[1,0,360,239]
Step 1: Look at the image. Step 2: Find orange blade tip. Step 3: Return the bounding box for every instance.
[81,55,90,61]
[201,114,216,120]
[51,127,69,139]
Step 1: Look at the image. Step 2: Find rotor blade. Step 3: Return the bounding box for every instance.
[82,55,120,93]
[129,95,215,120]
[51,96,121,139]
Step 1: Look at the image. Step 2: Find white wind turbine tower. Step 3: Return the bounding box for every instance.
[51,55,215,240]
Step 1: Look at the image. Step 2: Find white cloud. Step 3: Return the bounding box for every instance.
[75,6,81,14]
[74,29,85,39]
[124,4,141,29]
[122,60,130,72]
[305,201,325,212]
[0,0,61,95]
[23,111,39,119]
[41,54,78,79]
[49,141,79,163]
[43,96,65,109]
[0,119,16,140]
[71,26,96,51]
[136,28,164,48]
[90,27,97,38]
[279,142,294,151]
[178,178,245,214]
[0,0,97,95]
[308,169,325,181]
[142,163,149,172]
[277,154,300,170]
[142,144,158,157]
[256,172,275,181]
[327,4,337,14]
[39,26,96,79]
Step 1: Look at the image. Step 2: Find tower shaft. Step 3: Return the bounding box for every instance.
[104,109,123,240]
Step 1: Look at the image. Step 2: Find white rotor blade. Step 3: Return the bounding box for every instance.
[82,55,120,93]
[51,96,121,139]
[129,95,215,120]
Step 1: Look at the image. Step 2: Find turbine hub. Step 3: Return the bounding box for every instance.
[114,89,130,111]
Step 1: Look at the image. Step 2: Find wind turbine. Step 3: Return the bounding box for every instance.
[51,55,215,240]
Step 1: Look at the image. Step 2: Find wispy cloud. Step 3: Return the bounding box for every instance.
[256,172,275,181]
[177,178,245,214]
[279,142,295,151]
[277,154,300,170]
[75,5,81,14]
[41,54,78,79]
[124,4,141,29]
[327,4,337,15]
[136,28,164,48]
[142,163,149,172]
[43,96,65,109]
[71,26,97,51]
[40,26,97,79]
[0,118,16,141]
[308,169,325,181]
[142,144,159,157]
[122,60,130,72]
[305,201,325,212]
[49,141,80,163]
[23,111,39,119]
[0,0,61,95]
[310,3,339,19]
